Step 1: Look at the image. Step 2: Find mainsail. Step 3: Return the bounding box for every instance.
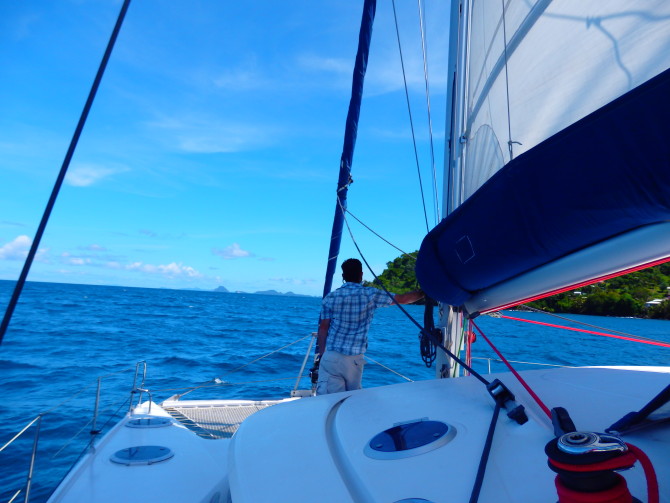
[417,1,670,314]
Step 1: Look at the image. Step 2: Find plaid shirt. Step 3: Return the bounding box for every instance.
[320,282,394,355]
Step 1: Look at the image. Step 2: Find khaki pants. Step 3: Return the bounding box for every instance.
[316,350,365,395]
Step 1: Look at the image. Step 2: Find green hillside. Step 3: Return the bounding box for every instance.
[367,252,670,318]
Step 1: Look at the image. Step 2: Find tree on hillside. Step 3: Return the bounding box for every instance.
[364,251,419,294]
[364,250,670,318]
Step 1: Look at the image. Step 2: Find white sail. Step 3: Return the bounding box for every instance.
[462,0,670,200]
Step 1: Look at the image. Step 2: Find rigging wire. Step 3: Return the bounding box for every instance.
[337,198,490,385]
[0,0,133,346]
[416,0,441,224]
[345,209,416,260]
[391,0,430,233]
[501,0,515,160]
[471,319,552,418]
[501,314,670,349]
[517,304,668,344]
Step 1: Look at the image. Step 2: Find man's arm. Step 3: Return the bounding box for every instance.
[317,318,330,356]
[393,290,425,305]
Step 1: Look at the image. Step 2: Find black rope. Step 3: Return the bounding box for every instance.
[0,0,133,346]
[420,297,437,367]
[338,199,490,385]
[469,403,502,503]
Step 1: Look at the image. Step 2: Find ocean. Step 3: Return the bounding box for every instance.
[1,280,669,502]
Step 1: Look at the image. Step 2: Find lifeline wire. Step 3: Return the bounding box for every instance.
[0,0,133,346]
[223,333,312,376]
[366,355,414,382]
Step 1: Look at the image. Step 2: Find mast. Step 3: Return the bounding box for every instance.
[321,0,377,299]
[434,0,470,378]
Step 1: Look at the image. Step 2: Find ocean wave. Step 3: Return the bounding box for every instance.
[0,359,40,370]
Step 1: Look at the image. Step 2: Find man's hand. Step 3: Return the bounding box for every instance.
[393,289,425,305]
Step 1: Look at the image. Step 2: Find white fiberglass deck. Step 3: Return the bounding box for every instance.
[47,367,670,502]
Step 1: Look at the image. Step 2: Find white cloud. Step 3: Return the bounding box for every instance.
[122,261,202,277]
[78,244,107,252]
[0,235,31,260]
[67,257,91,266]
[213,243,253,260]
[270,277,316,286]
[213,68,268,91]
[148,115,272,154]
[297,55,352,76]
[65,164,128,187]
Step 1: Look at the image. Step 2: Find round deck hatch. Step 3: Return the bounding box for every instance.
[365,420,455,460]
[125,417,172,428]
[110,445,174,466]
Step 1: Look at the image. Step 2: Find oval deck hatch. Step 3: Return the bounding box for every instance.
[110,445,174,466]
[125,417,172,428]
[365,419,456,460]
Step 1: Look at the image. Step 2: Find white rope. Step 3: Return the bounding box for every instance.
[416,0,441,224]
[471,356,571,369]
[0,415,41,453]
[224,333,312,376]
[50,416,94,460]
[366,355,413,382]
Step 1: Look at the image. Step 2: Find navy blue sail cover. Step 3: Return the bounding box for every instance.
[416,67,670,307]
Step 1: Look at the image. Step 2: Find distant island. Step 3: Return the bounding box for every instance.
[213,286,312,298]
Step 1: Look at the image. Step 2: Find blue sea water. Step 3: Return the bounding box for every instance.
[0,280,669,501]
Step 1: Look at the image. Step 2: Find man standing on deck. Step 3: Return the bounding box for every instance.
[316,258,424,395]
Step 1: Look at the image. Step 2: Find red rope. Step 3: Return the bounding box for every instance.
[477,256,670,314]
[501,315,670,348]
[470,319,552,418]
[548,452,636,472]
[626,442,660,503]
[555,474,633,503]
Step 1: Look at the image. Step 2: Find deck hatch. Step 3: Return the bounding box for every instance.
[125,417,172,428]
[110,445,174,466]
[365,419,456,460]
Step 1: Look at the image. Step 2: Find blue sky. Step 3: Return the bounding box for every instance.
[0,0,449,296]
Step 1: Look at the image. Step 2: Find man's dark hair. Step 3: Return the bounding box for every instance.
[341,258,363,283]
